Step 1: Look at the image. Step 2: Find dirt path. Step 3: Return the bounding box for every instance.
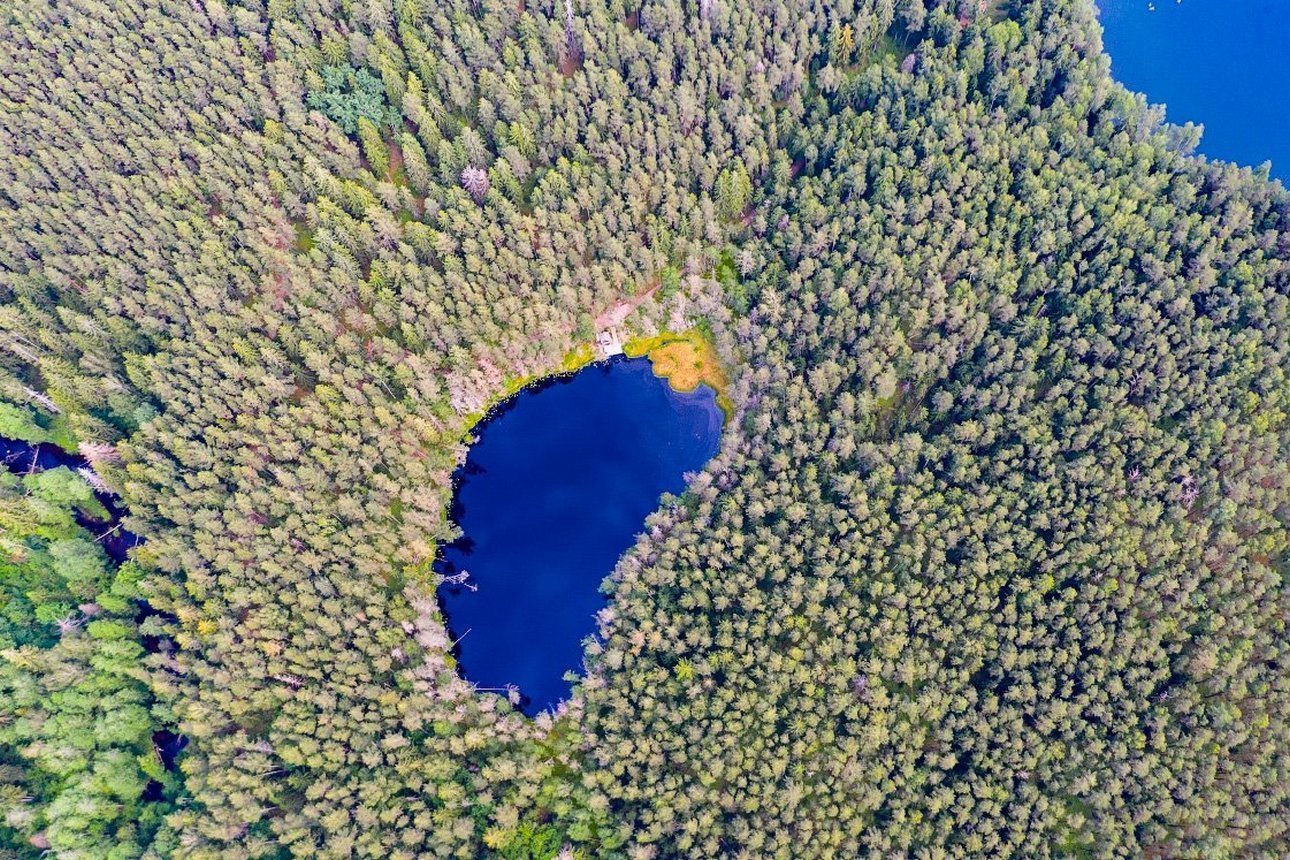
[595,279,660,330]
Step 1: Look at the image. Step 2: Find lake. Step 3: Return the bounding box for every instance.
[1097,0,1290,180]
[436,356,724,715]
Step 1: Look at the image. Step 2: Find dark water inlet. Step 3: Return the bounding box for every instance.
[0,437,140,562]
[2,434,186,776]
[436,356,724,716]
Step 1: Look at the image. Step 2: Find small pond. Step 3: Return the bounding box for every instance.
[1097,0,1290,180]
[436,355,724,715]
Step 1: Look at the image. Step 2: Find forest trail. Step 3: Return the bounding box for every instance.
[596,280,660,330]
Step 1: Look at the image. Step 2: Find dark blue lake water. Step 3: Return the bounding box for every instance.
[1098,0,1290,180]
[436,356,723,715]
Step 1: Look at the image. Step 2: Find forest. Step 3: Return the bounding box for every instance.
[0,0,1287,857]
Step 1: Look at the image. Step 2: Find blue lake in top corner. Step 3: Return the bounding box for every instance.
[436,356,723,716]
[1097,0,1290,180]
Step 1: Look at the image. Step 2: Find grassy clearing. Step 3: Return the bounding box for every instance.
[625,327,733,417]
[292,222,315,252]
[560,342,594,372]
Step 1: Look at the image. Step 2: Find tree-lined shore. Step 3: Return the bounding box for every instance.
[1,0,1286,856]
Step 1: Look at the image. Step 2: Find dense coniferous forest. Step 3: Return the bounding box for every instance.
[0,0,1286,856]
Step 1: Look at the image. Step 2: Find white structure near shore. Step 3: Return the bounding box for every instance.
[596,327,624,358]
